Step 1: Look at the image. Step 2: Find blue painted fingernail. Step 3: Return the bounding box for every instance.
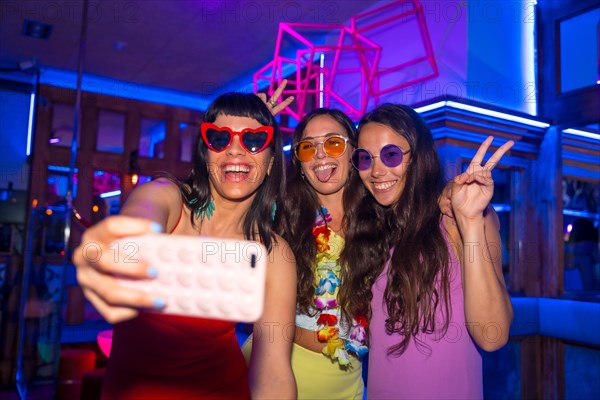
[152,298,166,309]
[147,266,158,278]
[149,222,163,233]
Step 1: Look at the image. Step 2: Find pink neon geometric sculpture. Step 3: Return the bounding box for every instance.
[253,22,381,122]
[350,0,438,96]
[254,0,438,123]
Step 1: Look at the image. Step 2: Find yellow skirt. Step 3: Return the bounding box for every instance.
[242,335,364,400]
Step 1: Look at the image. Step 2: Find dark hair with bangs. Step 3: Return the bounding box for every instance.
[180,92,285,251]
[343,103,450,356]
[277,108,358,316]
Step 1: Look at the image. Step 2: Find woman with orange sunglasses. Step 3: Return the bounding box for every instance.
[248,108,366,399]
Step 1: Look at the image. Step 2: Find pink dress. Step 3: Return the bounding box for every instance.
[367,228,482,399]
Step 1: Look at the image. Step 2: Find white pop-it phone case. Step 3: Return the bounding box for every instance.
[113,234,268,322]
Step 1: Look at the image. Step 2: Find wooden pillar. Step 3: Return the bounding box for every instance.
[521,336,565,400]
[512,127,562,296]
[521,336,542,399]
[535,126,563,298]
[515,126,564,399]
[512,165,541,295]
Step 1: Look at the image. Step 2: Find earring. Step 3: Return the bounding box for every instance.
[195,199,215,221]
[271,202,277,221]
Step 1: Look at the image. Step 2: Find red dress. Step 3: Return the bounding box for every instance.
[102,312,250,399]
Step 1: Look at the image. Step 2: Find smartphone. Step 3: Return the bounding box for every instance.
[112,234,268,322]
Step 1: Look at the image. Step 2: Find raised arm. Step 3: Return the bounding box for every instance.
[73,178,181,323]
[248,235,297,399]
[448,137,514,351]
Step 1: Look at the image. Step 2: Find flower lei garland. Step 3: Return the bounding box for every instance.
[313,207,368,367]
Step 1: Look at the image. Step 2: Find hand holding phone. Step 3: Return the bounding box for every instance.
[113,234,268,322]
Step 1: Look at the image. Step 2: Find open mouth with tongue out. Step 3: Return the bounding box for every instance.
[313,163,337,183]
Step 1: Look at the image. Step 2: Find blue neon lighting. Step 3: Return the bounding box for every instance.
[446,101,549,128]
[26,93,35,155]
[492,204,512,212]
[522,0,537,115]
[413,101,446,114]
[40,67,211,110]
[563,128,600,141]
[563,209,600,221]
[99,190,121,199]
[48,166,79,173]
[283,144,292,152]
[414,100,549,128]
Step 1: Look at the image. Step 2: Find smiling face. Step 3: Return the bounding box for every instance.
[206,114,273,203]
[298,114,353,197]
[356,122,411,207]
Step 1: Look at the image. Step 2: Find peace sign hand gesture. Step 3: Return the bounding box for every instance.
[451,136,514,222]
[255,79,295,116]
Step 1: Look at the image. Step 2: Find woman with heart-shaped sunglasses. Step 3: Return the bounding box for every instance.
[73,92,296,399]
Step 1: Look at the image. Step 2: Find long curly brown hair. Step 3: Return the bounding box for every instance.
[341,104,451,356]
[277,108,359,317]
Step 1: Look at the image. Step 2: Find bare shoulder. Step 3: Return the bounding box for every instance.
[267,233,296,271]
[269,233,296,262]
[135,177,180,197]
[125,178,180,204]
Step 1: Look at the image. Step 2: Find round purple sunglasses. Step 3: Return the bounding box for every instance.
[351,144,410,171]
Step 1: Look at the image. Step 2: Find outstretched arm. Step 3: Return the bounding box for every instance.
[248,235,297,399]
[448,136,514,351]
[73,178,181,323]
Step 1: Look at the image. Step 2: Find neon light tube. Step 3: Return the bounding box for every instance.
[99,190,122,199]
[563,128,600,141]
[26,93,35,155]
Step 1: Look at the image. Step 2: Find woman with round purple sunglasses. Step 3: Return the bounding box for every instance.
[342,103,514,399]
[351,143,410,171]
